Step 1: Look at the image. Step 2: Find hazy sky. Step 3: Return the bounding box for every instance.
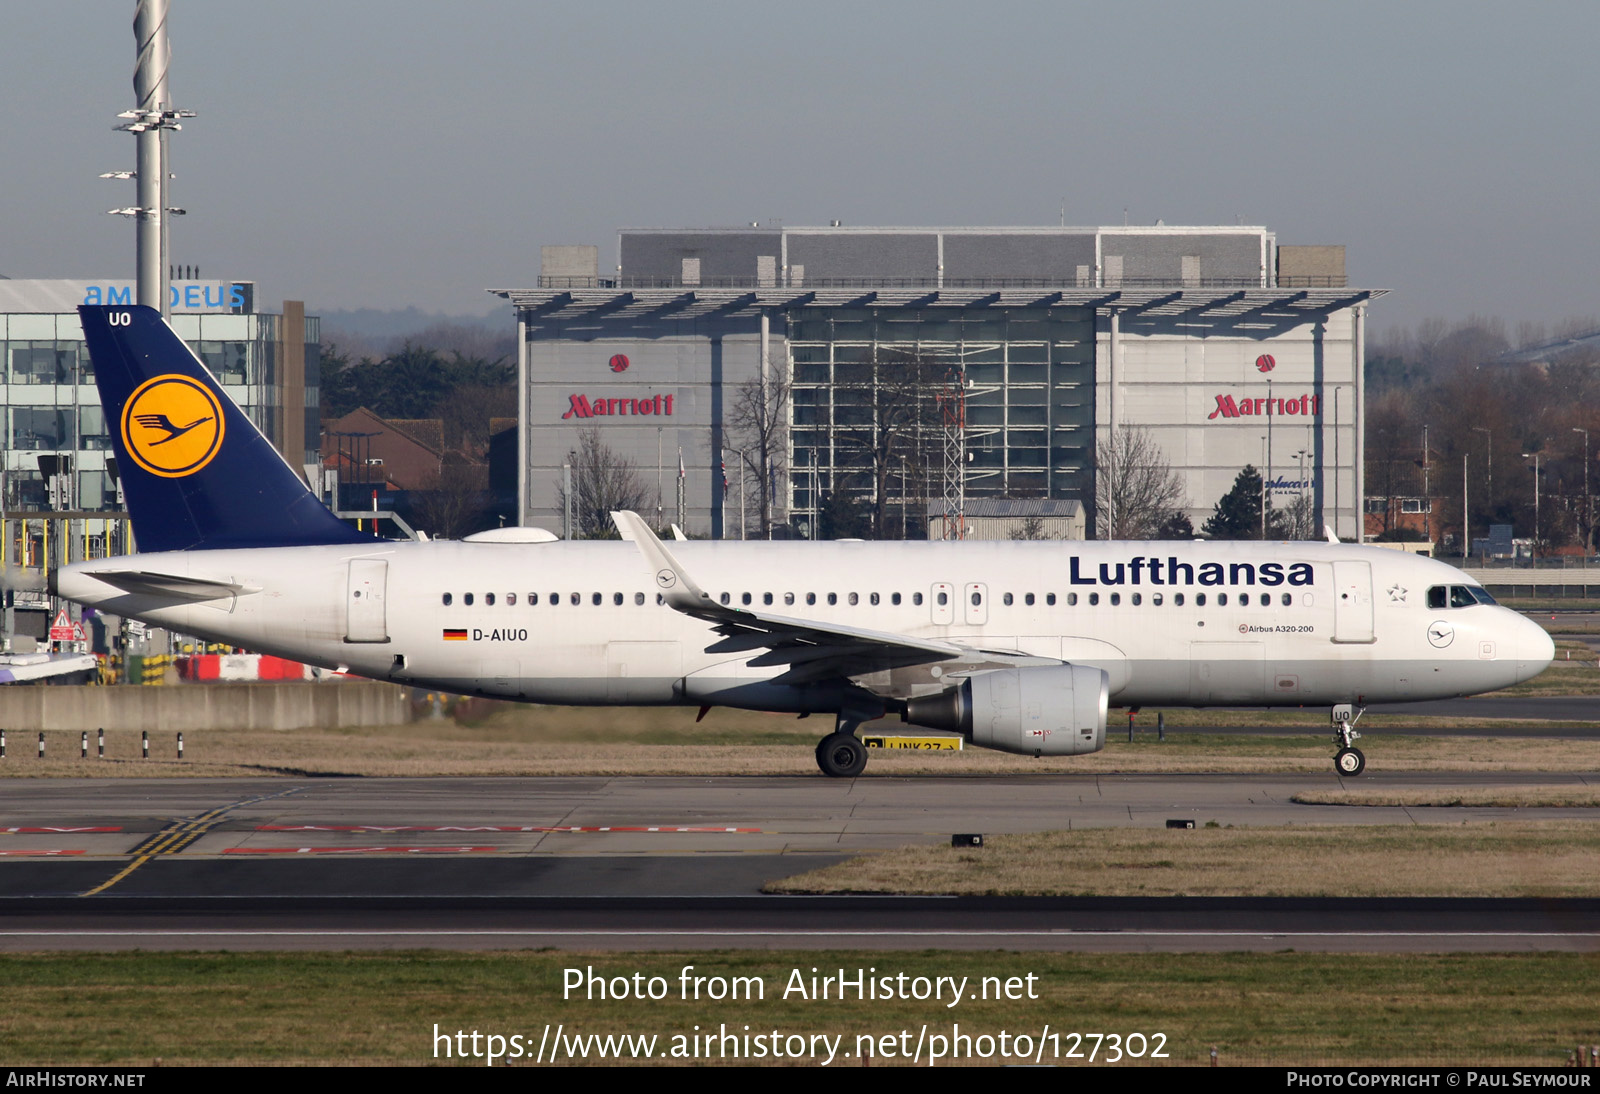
[4,1,1598,335]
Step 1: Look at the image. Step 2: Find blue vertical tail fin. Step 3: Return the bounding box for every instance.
[79,304,374,551]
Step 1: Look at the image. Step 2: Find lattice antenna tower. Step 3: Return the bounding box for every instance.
[936,366,967,540]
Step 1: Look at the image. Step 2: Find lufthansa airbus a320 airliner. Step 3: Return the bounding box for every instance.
[54,306,1554,777]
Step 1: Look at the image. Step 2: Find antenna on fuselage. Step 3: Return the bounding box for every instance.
[1324,524,1340,544]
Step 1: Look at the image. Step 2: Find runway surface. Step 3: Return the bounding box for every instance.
[1159,693,1600,733]
[1,773,1597,952]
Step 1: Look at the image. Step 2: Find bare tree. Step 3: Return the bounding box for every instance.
[1283,489,1316,541]
[411,461,490,539]
[1010,515,1049,541]
[1096,426,1188,540]
[557,427,652,538]
[833,350,944,539]
[723,369,790,538]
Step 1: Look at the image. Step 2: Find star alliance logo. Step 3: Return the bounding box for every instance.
[1387,585,1407,603]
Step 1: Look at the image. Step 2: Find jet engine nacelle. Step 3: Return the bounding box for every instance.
[903,664,1109,756]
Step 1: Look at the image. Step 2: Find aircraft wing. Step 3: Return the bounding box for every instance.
[611,510,1013,685]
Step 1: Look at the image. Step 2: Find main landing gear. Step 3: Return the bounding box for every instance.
[814,701,883,778]
[1331,702,1366,777]
[815,733,867,778]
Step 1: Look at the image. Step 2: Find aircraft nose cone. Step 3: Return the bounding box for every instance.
[1512,613,1555,683]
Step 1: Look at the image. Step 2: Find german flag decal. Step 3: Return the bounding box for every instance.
[442,629,468,641]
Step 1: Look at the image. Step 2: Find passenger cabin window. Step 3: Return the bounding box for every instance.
[1088,593,1099,606]
[848,593,859,605]
[784,593,795,605]
[1024,593,1034,606]
[913,592,923,606]
[442,593,453,606]
[635,593,645,605]
[742,593,752,606]
[614,593,624,606]
[507,593,517,606]
[464,593,474,606]
[1046,593,1056,606]
[891,593,901,605]
[486,593,495,606]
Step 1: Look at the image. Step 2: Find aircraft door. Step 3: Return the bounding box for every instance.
[963,582,989,626]
[1331,560,1375,644]
[345,559,389,643]
[930,583,954,625]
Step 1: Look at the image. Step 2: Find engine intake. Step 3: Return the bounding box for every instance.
[903,664,1109,756]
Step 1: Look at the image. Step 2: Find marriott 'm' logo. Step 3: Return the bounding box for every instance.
[1208,393,1320,420]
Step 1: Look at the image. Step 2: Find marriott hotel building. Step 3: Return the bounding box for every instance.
[496,225,1381,540]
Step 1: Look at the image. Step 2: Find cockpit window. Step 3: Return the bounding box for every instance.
[1433,584,1497,609]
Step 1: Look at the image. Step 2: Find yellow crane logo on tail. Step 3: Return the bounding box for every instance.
[121,374,226,478]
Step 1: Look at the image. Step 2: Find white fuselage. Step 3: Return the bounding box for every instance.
[57,538,1553,712]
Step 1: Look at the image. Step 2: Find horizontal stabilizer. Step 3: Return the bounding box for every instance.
[85,570,255,603]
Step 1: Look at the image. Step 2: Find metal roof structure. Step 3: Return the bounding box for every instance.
[491,286,1386,324]
[924,498,1084,518]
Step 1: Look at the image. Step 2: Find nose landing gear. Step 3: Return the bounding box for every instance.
[1331,701,1366,776]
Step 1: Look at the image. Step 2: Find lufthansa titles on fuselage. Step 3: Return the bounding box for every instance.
[1066,556,1315,587]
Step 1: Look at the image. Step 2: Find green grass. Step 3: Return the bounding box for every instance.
[0,951,1594,1066]
[765,823,1600,898]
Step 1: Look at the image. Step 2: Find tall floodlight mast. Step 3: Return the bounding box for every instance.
[109,0,193,318]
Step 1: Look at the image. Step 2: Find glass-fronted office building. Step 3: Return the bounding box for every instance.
[0,279,318,516]
[499,226,1381,540]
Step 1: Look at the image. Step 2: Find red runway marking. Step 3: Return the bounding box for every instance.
[0,849,87,856]
[257,825,763,833]
[1,827,121,834]
[225,846,499,855]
